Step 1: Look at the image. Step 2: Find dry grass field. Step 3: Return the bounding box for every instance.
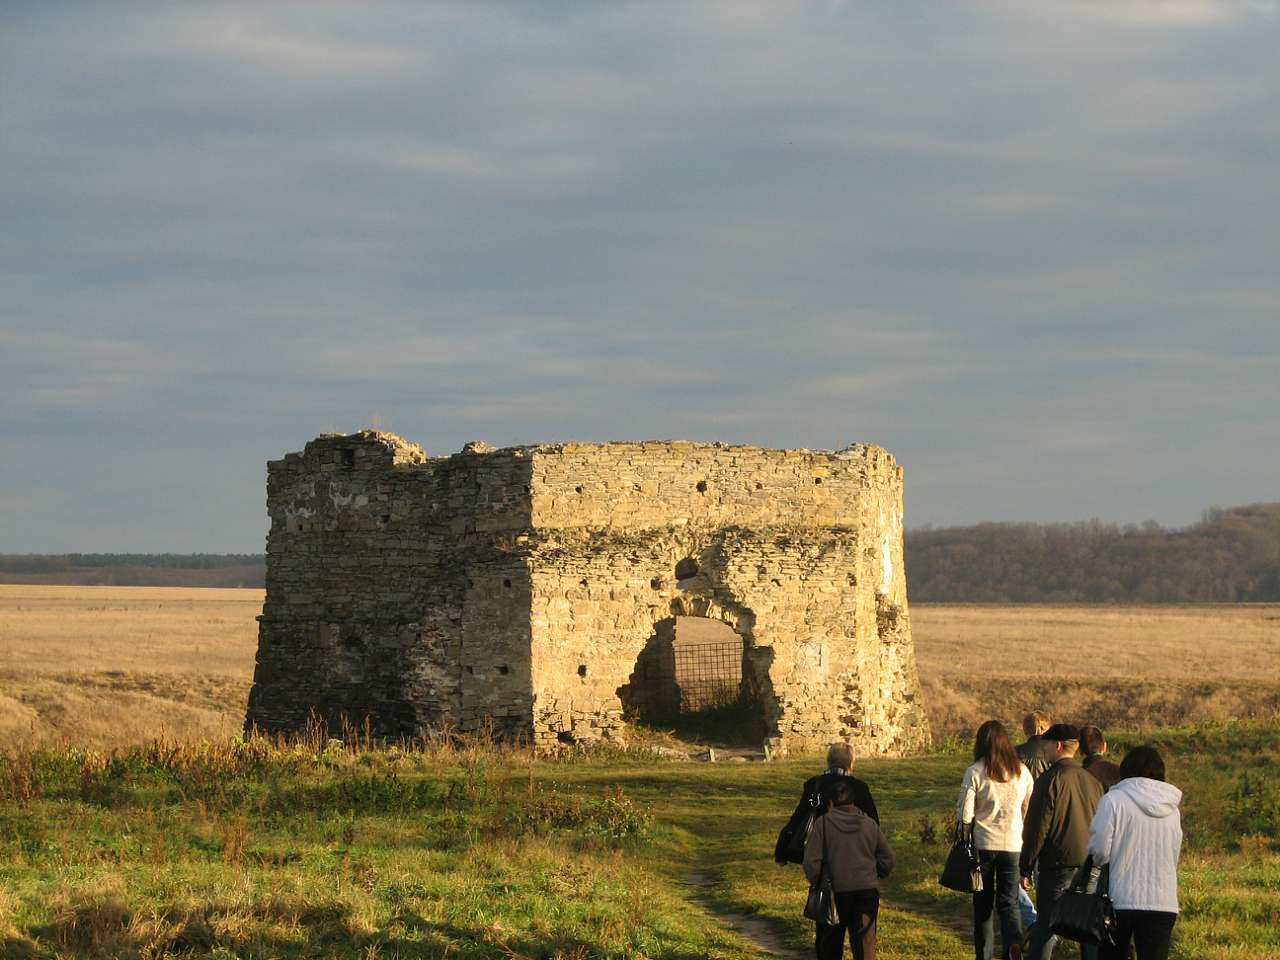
[2,585,1278,748]
[0,585,259,748]
[913,602,1280,738]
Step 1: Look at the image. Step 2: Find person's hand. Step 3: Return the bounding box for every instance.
[1021,875,1033,891]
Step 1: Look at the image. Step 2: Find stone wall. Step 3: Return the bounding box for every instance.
[246,432,536,738]
[245,432,930,755]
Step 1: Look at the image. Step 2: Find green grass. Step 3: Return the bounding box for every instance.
[1,722,1277,959]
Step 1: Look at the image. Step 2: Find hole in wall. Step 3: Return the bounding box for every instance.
[675,558,699,581]
[466,665,474,675]
[579,579,588,588]
[575,485,583,494]
[498,665,509,675]
[557,731,575,745]
[577,664,588,678]
[755,482,763,490]
[380,515,391,524]
[696,480,708,493]
[340,449,356,469]
[341,632,364,653]
[618,615,768,745]
[503,579,512,588]
[650,577,663,590]
[814,477,823,485]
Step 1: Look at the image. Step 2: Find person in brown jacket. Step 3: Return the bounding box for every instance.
[803,779,895,960]
[1020,723,1105,959]
[1080,725,1121,791]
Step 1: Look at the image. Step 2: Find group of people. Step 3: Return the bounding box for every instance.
[777,714,1183,960]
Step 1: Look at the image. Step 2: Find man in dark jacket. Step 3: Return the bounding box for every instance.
[775,742,879,864]
[1020,723,1105,960]
[803,778,894,960]
[1079,725,1121,791]
[1017,711,1057,782]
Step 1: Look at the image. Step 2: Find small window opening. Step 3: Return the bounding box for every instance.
[696,480,707,493]
[380,514,391,524]
[579,578,588,588]
[650,577,663,590]
[340,448,356,469]
[675,558,699,581]
[557,731,575,744]
[577,664,588,678]
[503,578,512,588]
[498,665,509,675]
[466,665,474,675]
[575,485,583,494]
[755,481,763,490]
[814,477,823,485]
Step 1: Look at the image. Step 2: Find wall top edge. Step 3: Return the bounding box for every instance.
[273,429,901,470]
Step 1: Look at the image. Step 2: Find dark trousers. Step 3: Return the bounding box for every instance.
[1025,866,1096,960]
[973,850,1024,960]
[1100,911,1176,960]
[815,888,879,960]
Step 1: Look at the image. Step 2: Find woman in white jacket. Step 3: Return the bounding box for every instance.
[1088,746,1183,960]
[957,720,1035,960]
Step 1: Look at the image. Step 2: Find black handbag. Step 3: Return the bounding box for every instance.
[776,787,822,864]
[802,820,840,926]
[1050,858,1117,946]
[938,821,983,893]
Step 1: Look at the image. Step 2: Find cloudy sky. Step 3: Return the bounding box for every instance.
[2,2,1278,552]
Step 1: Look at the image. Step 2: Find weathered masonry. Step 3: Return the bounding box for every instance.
[245,431,930,755]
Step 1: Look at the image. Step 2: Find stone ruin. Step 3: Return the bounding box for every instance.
[245,431,930,755]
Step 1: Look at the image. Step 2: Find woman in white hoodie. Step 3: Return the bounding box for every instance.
[1088,746,1183,960]
[956,719,1035,960]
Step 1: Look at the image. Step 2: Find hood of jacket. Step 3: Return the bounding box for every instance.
[824,804,870,834]
[1112,777,1182,818]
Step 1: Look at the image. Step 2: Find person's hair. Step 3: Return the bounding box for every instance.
[974,720,1020,783]
[1119,745,1166,782]
[831,779,858,808]
[1023,711,1051,737]
[826,742,853,771]
[1079,725,1106,756]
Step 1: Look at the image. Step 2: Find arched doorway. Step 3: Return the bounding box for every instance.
[618,613,766,744]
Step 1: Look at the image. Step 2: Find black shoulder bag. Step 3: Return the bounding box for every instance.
[775,786,821,865]
[1050,858,1117,946]
[938,821,983,893]
[802,817,840,926]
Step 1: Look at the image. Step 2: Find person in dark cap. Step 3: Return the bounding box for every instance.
[1020,723,1105,959]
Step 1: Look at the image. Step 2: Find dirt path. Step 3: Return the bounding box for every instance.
[684,872,808,960]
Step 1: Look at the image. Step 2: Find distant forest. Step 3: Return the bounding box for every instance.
[0,553,265,588]
[4,502,1279,600]
[906,502,1280,602]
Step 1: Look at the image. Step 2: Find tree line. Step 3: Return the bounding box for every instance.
[5,502,1278,600]
[905,502,1280,602]
[0,554,265,588]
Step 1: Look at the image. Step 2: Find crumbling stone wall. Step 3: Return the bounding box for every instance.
[245,432,930,755]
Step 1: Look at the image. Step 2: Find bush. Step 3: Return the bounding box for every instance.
[1228,771,1280,840]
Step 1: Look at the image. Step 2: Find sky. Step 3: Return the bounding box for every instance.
[2,1,1278,552]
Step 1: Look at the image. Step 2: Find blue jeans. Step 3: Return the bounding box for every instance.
[1018,886,1038,930]
[974,850,1024,960]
